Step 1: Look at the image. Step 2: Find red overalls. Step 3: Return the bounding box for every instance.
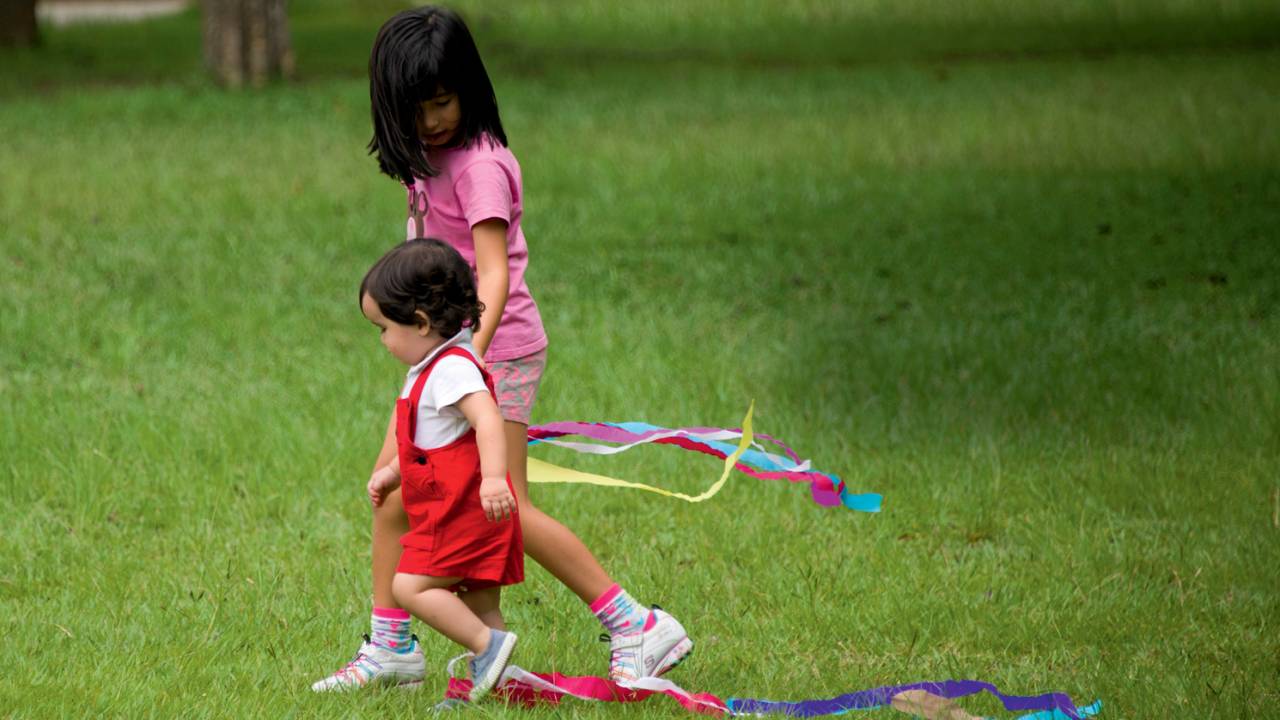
[395,347,523,589]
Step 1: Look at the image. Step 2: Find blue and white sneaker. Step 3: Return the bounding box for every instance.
[467,629,518,701]
[310,634,425,692]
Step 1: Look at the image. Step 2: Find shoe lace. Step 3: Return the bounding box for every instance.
[446,650,476,680]
[333,634,374,682]
[601,632,639,679]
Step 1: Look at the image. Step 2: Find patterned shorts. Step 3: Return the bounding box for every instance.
[487,348,547,425]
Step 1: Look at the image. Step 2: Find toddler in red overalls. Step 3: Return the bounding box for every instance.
[359,238,523,704]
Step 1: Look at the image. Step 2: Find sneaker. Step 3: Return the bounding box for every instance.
[606,607,694,684]
[467,629,518,702]
[310,634,426,692]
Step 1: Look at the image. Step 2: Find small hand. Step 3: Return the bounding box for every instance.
[479,476,516,522]
[368,465,401,507]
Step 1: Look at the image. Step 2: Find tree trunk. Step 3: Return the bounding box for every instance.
[202,0,295,88]
[0,0,39,48]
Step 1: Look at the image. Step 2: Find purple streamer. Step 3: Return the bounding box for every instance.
[530,423,731,443]
[727,680,1084,718]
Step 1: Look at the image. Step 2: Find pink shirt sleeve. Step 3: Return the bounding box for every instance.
[454,160,515,229]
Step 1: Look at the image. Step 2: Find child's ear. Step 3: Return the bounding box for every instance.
[414,310,432,336]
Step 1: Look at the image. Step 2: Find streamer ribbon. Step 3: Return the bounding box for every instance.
[444,666,1101,719]
[727,680,1104,719]
[526,403,881,512]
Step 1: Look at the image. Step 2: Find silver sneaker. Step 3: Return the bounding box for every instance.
[310,634,425,692]
[468,630,518,702]
[606,607,693,684]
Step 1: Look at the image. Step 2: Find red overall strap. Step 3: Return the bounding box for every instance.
[404,346,490,441]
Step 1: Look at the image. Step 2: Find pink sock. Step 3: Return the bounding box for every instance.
[371,607,412,653]
[590,584,649,635]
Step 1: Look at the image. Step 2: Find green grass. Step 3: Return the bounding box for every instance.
[2,2,1278,718]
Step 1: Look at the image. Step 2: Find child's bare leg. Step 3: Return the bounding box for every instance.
[395,578,518,702]
[504,420,612,602]
[461,586,506,630]
[372,412,409,608]
[505,419,692,681]
[372,491,409,607]
[392,574,492,653]
[310,428,422,696]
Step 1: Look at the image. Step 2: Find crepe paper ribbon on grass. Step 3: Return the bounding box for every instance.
[526,402,881,512]
[445,666,729,715]
[444,666,1101,719]
[727,681,1104,719]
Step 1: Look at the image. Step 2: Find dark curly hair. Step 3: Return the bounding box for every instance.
[359,238,484,339]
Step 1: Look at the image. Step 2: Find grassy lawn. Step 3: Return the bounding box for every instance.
[1,1,1277,717]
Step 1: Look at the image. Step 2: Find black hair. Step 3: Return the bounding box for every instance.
[368,5,508,184]
[360,238,484,339]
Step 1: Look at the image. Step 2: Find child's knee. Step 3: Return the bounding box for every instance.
[513,489,534,512]
[390,573,415,605]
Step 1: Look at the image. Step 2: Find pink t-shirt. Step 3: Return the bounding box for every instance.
[405,136,547,363]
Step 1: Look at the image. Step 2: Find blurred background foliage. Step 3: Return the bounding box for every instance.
[4,0,1279,95]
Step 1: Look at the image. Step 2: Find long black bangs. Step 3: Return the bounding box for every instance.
[368,6,508,185]
[368,10,448,183]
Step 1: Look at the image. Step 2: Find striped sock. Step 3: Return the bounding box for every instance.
[371,607,412,653]
[590,584,649,636]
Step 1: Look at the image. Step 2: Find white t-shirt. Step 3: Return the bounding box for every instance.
[399,330,488,449]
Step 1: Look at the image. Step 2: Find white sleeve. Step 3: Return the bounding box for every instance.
[426,356,488,411]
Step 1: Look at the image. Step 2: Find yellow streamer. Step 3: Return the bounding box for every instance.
[527,402,755,503]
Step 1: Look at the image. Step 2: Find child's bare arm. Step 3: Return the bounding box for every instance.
[368,455,401,507]
[455,391,513,522]
[471,219,509,360]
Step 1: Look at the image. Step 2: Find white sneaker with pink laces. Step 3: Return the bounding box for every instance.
[607,608,694,684]
[310,634,425,692]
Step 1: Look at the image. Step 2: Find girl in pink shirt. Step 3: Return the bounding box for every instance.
[312,5,691,692]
